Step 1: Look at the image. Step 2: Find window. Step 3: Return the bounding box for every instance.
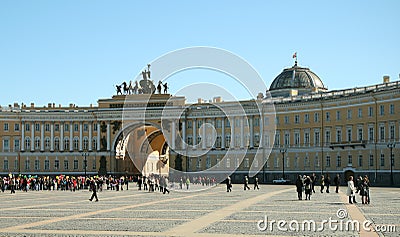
[347,128,352,142]
[35,137,40,150]
[55,124,59,131]
[314,131,320,146]
[336,129,342,142]
[366,155,372,168]
[379,105,384,116]
[83,124,88,131]
[14,139,20,151]
[34,159,40,170]
[380,154,385,166]
[244,158,249,168]
[336,155,341,167]
[25,137,31,150]
[45,123,50,132]
[25,158,30,171]
[304,114,310,123]
[216,158,220,168]
[206,156,212,169]
[198,119,203,128]
[92,157,96,170]
[225,119,230,128]
[358,108,362,118]
[294,132,300,146]
[14,123,20,131]
[64,137,69,150]
[64,159,69,170]
[379,126,385,141]
[73,138,79,150]
[74,124,79,132]
[225,134,230,148]
[25,123,30,131]
[348,155,352,165]
[187,136,193,145]
[304,156,310,167]
[314,112,320,123]
[226,158,230,168]
[4,123,9,131]
[254,117,259,126]
[336,111,341,120]
[73,159,78,169]
[92,138,97,150]
[326,112,330,121]
[275,117,279,125]
[3,139,9,151]
[35,123,40,131]
[284,116,289,124]
[54,137,60,151]
[294,114,300,124]
[389,104,394,115]
[274,132,280,147]
[368,127,374,142]
[389,124,395,140]
[83,137,89,150]
[347,110,352,119]
[44,159,50,170]
[368,107,373,117]
[325,130,331,145]
[64,123,69,131]
[45,137,50,149]
[358,155,363,167]
[357,128,363,141]
[284,132,290,146]
[304,131,310,145]
[216,119,221,128]
[3,159,8,170]
[14,159,18,170]
[55,160,59,170]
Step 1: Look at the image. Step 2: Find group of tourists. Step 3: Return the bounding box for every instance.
[346,175,371,204]
[137,174,170,194]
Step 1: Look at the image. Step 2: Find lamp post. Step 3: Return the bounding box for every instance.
[387,142,395,186]
[82,151,89,177]
[280,147,287,179]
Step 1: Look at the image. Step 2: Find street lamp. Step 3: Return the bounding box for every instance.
[280,146,287,179]
[387,142,396,186]
[82,151,89,177]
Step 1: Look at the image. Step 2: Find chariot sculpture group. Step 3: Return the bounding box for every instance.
[115,64,168,95]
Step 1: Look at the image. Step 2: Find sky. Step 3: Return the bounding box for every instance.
[0,1,399,107]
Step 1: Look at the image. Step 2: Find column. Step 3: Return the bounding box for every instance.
[88,122,92,151]
[260,115,264,148]
[182,120,186,149]
[106,121,110,151]
[230,117,235,148]
[202,118,206,149]
[79,122,83,151]
[97,122,101,151]
[69,122,73,151]
[221,118,225,149]
[249,116,254,148]
[50,122,54,152]
[21,122,25,151]
[171,120,176,150]
[31,122,34,151]
[60,123,64,151]
[193,119,197,148]
[240,117,244,149]
[40,122,44,151]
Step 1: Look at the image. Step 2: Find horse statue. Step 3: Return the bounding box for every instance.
[116,84,122,95]
[122,82,129,95]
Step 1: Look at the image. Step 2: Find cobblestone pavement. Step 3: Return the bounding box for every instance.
[0,184,398,237]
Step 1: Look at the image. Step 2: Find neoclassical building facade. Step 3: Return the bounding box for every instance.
[0,64,399,185]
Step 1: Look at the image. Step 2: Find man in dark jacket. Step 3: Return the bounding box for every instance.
[334,174,341,193]
[89,179,99,202]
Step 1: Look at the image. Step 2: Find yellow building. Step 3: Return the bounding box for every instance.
[0,63,399,186]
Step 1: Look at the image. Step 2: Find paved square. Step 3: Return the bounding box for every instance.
[0,184,398,236]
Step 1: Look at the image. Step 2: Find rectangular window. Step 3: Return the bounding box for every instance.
[326,155,330,167]
[274,133,280,147]
[83,124,88,131]
[284,132,290,146]
[294,132,300,146]
[254,118,259,126]
[74,124,79,132]
[64,160,69,170]
[325,130,331,145]
[275,117,279,125]
[389,104,394,115]
[34,160,40,170]
[326,112,330,121]
[358,155,363,167]
[336,111,341,120]
[35,123,40,131]
[336,129,342,142]
[336,155,341,167]
[348,154,352,165]
[294,115,300,124]
[304,132,310,145]
[93,124,97,131]
[347,128,352,142]
[368,127,374,142]
[25,159,30,171]
[55,160,59,170]
[369,155,374,167]
[389,125,395,140]
[64,123,69,131]
[14,159,18,170]
[304,114,309,123]
[74,159,78,169]
[3,159,8,170]
[45,160,50,170]
[4,123,9,131]
[314,131,320,146]
[379,105,384,116]
[187,120,193,128]
[314,112,319,123]
[3,139,9,151]
[55,124,59,131]
[358,108,362,118]
[379,126,385,141]
[347,110,352,119]
[92,158,96,170]
[368,107,373,117]
[14,123,20,131]
[25,123,30,131]
[380,154,385,166]
[358,128,363,141]
[284,116,289,124]
[45,123,50,132]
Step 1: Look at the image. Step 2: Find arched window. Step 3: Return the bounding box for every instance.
[54,137,60,151]
[64,137,69,151]
[35,137,40,150]
[73,137,79,150]
[92,138,97,150]
[25,137,31,150]
[83,137,89,150]
[45,137,50,150]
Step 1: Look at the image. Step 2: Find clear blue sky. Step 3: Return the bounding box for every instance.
[1,1,399,107]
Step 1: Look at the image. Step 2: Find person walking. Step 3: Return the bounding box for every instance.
[334,174,341,193]
[186,177,190,190]
[89,179,99,202]
[320,175,325,193]
[163,176,170,194]
[346,176,356,204]
[226,176,232,192]
[304,176,312,200]
[295,175,304,200]
[243,176,250,190]
[361,175,370,204]
[325,175,331,193]
[254,177,260,190]
[310,173,316,193]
